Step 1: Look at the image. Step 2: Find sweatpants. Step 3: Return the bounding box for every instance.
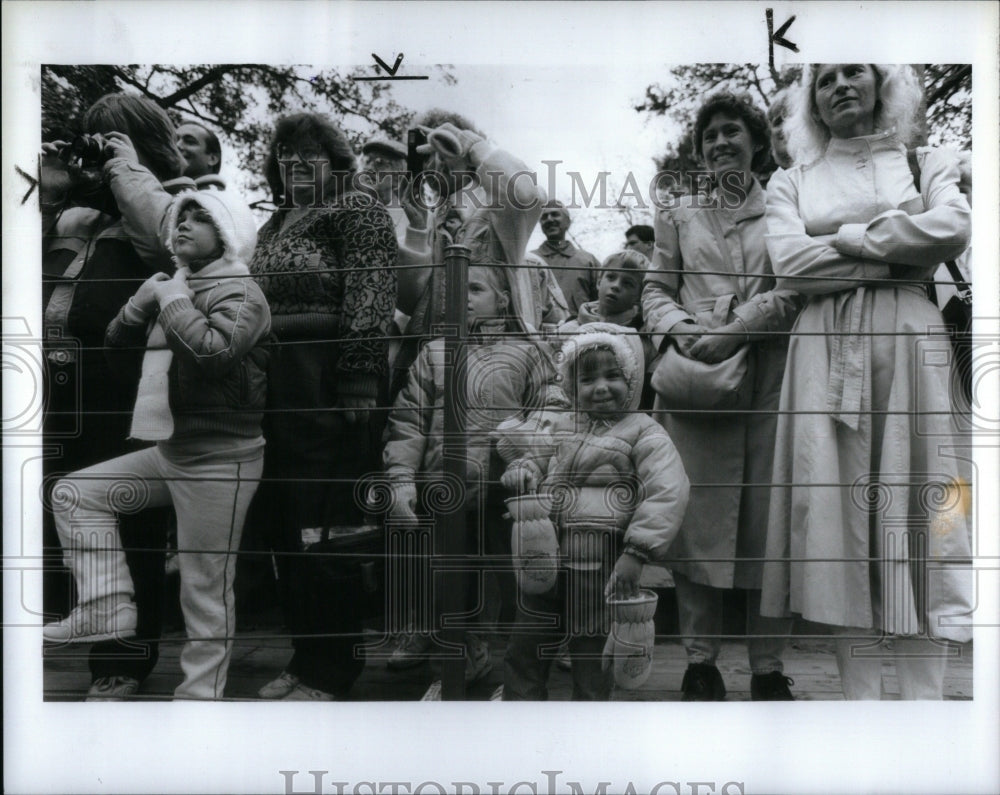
[52,445,262,700]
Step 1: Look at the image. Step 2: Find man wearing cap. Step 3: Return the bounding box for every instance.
[532,200,601,316]
[360,136,414,239]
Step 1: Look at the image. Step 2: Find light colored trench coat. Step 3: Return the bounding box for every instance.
[643,182,802,589]
[759,134,973,642]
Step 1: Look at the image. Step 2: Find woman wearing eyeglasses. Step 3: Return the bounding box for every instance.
[249,113,398,701]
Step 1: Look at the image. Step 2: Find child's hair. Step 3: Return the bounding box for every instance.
[600,249,649,280]
[469,257,511,295]
[576,344,618,372]
[565,344,615,389]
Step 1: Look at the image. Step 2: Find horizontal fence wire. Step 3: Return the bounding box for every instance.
[39,258,974,286]
[38,245,977,696]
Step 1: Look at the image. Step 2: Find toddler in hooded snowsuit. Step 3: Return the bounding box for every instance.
[501,323,689,700]
[44,190,271,700]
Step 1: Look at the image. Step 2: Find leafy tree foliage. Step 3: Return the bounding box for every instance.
[638,63,971,178]
[923,64,972,148]
[42,64,454,203]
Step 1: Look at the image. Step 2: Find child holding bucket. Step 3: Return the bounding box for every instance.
[501,323,690,699]
[382,260,564,686]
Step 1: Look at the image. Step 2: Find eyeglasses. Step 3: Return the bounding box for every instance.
[364,154,400,169]
[276,142,325,161]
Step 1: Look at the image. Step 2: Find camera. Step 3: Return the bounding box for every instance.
[57,134,116,170]
[406,128,428,177]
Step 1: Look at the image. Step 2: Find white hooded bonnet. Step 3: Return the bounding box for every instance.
[558,322,645,411]
[166,189,258,266]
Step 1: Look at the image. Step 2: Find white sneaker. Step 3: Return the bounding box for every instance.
[43,597,137,644]
[421,680,443,701]
[257,671,300,699]
[489,684,504,701]
[86,675,140,702]
[281,683,338,701]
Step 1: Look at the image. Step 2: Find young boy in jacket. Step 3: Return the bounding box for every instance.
[501,323,689,700]
[558,250,656,409]
[44,190,271,701]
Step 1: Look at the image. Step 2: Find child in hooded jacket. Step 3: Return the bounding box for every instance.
[501,323,689,700]
[558,249,656,409]
[383,262,565,684]
[44,190,271,700]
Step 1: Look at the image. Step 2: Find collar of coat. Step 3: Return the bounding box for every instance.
[709,178,766,224]
[537,239,577,257]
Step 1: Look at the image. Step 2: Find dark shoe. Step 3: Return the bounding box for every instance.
[386,630,432,671]
[680,663,726,701]
[750,671,795,701]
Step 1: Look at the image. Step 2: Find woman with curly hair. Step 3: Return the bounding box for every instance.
[760,65,973,699]
[249,113,398,700]
[643,91,803,700]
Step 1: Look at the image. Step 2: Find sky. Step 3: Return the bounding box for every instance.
[394,65,683,258]
[220,63,685,262]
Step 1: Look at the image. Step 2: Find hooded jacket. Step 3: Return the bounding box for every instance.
[383,317,563,506]
[514,323,690,563]
[105,190,272,441]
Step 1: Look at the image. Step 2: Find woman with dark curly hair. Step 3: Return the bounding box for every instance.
[643,91,803,700]
[249,113,398,701]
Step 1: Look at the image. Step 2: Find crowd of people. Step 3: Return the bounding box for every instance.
[40,63,973,703]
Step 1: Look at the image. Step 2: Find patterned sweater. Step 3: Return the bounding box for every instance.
[249,193,398,397]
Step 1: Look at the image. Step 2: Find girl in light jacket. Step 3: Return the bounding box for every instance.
[760,64,973,699]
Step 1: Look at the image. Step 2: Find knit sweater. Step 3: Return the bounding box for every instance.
[249,192,398,398]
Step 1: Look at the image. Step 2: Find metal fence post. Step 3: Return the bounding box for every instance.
[438,244,470,700]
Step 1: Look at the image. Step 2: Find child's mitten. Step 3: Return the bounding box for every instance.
[506,494,558,594]
[603,589,658,689]
[387,482,419,527]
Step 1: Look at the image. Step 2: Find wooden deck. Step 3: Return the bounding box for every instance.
[43,614,974,702]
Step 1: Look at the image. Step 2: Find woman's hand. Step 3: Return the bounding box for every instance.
[668,320,707,358]
[101,132,141,166]
[400,176,428,230]
[687,323,745,363]
[40,141,74,208]
[501,461,537,493]
[605,552,644,600]
[387,481,419,526]
[336,394,375,424]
